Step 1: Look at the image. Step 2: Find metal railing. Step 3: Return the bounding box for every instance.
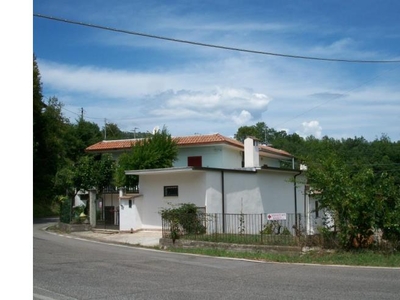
[162,212,303,246]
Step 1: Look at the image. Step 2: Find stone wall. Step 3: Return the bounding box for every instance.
[58,222,92,233]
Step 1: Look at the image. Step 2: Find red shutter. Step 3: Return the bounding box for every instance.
[188,156,202,167]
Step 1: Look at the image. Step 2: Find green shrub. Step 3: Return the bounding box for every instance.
[59,197,72,223]
[160,203,206,240]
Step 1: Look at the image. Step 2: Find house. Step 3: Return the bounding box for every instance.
[85,133,319,234]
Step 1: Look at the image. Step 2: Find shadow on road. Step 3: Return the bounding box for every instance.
[33,217,59,224]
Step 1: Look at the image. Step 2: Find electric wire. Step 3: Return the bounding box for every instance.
[35,13,400,136]
[34,13,400,64]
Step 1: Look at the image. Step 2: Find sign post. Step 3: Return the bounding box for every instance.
[266,213,287,221]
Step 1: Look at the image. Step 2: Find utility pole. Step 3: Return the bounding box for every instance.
[264,126,267,145]
[131,127,139,139]
[104,118,107,140]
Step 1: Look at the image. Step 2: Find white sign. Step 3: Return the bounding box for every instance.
[266,213,287,220]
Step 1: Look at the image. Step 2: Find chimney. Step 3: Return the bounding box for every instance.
[244,137,260,168]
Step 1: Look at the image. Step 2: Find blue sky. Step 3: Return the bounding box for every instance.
[32,0,400,141]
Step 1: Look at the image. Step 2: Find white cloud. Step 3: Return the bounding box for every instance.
[312,38,356,55]
[298,121,322,138]
[150,88,270,124]
[232,110,253,125]
[37,49,400,141]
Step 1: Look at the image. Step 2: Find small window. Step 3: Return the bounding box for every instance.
[315,201,319,218]
[164,186,178,197]
[129,200,132,208]
[188,156,202,167]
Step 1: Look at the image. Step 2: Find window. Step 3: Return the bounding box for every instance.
[164,186,178,197]
[188,156,202,167]
[315,201,319,218]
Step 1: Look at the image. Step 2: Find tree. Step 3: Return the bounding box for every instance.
[305,154,400,249]
[114,126,178,187]
[102,122,124,140]
[33,54,48,204]
[54,153,115,222]
[33,55,71,206]
[55,154,115,198]
[70,117,103,161]
[234,122,276,144]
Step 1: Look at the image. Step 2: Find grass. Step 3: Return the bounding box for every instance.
[162,232,400,267]
[178,233,300,246]
[165,247,400,268]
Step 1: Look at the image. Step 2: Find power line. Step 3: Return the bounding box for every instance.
[34,13,400,64]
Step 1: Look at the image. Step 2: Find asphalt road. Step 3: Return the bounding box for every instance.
[33,221,400,300]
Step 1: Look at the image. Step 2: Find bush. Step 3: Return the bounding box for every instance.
[160,203,206,241]
[59,197,72,223]
[260,221,289,235]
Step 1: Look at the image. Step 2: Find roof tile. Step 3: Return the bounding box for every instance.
[85,133,292,158]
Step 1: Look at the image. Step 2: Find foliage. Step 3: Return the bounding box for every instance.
[33,56,106,215]
[160,203,206,241]
[238,212,246,235]
[168,247,400,267]
[55,154,115,198]
[70,117,103,161]
[102,122,124,140]
[234,122,400,250]
[33,202,59,218]
[305,154,400,249]
[95,154,116,193]
[260,221,291,235]
[114,126,178,187]
[72,205,86,223]
[33,79,71,204]
[59,196,72,223]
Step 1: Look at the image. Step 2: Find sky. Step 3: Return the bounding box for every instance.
[32,0,400,141]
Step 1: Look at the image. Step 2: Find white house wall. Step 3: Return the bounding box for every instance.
[204,171,223,213]
[119,198,140,231]
[130,169,308,232]
[136,171,207,229]
[175,146,242,168]
[221,171,305,215]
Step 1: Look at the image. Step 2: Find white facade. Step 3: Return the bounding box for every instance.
[244,137,260,168]
[121,167,308,233]
[174,145,243,168]
[119,195,140,231]
[86,135,319,234]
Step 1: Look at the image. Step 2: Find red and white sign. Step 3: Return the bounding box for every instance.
[267,213,287,220]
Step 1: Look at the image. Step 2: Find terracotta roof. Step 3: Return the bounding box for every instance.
[259,144,292,158]
[85,139,139,152]
[174,133,243,148]
[85,133,292,158]
[85,133,243,152]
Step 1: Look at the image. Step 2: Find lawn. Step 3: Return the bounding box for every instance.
[165,245,400,268]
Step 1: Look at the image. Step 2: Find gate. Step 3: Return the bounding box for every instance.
[95,188,119,230]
